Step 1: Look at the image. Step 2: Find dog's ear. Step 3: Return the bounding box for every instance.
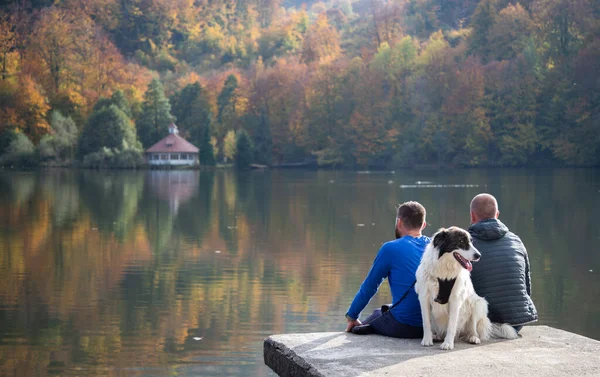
[433,228,447,249]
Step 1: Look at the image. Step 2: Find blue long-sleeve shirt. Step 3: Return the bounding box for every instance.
[346,235,430,327]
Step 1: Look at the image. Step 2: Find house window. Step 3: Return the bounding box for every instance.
[160,154,168,160]
[171,154,179,160]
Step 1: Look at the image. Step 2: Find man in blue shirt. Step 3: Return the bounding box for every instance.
[345,201,430,338]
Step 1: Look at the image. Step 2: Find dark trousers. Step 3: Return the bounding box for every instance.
[363,309,423,339]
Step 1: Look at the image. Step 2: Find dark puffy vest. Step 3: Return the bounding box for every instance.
[469,219,538,325]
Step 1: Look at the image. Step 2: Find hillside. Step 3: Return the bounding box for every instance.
[0,0,599,167]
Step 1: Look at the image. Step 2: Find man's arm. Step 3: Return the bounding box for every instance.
[345,244,392,322]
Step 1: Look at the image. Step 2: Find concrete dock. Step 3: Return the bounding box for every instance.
[264,326,600,376]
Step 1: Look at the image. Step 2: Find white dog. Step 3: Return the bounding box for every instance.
[415,227,519,350]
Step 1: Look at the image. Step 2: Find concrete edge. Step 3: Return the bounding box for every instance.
[264,336,325,377]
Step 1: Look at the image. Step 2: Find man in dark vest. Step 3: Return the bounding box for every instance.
[469,193,538,332]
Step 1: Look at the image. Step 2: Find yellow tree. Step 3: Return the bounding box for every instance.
[223,130,237,162]
[305,61,347,151]
[15,75,51,143]
[345,63,397,168]
[250,57,308,162]
[442,56,491,165]
[28,7,75,95]
[26,5,149,117]
[301,14,341,63]
[0,81,22,135]
[347,109,393,167]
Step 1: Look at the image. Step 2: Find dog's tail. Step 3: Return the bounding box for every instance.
[490,323,519,339]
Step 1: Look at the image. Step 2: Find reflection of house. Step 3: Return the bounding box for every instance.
[147,170,199,214]
[146,124,199,166]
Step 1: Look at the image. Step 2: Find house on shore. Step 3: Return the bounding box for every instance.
[146,124,199,166]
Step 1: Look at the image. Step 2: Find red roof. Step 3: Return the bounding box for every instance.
[146,134,199,153]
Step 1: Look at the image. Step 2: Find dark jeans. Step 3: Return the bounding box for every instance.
[362,309,423,339]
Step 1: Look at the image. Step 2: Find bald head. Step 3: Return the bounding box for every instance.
[470,193,499,224]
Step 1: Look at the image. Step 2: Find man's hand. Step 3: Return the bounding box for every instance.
[345,319,362,332]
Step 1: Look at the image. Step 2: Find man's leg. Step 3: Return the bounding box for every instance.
[369,311,424,339]
[362,309,383,325]
[350,309,382,335]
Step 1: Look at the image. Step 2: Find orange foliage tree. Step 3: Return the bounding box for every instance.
[301,14,341,63]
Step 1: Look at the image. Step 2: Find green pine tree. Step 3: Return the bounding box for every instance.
[171,82,214,151]
[110,90,133,118]
[199,114,216,166]
[136,78,175,148]
[170,82,202,132]
[235,129,253,170]
[467,0,498,63]
[92,97,114,113]
[251,111,272,165]
[92,90,132,118]
[217,74,238,126]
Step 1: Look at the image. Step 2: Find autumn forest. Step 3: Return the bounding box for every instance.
[0,0,599,168]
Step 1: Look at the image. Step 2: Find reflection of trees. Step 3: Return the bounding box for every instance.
[78,170,145,240]
[147,171,200,215]
[42,170,81,226]
[0,172,36,207]
[141,195,175,256]
[0,172,154,376]
[217,171,240,252]
[0,173,38,240]
[0,168,599,376]
[176,171,214,246]
[144,170,205,255]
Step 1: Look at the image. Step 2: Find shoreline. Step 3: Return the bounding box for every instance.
[264,326,600,377]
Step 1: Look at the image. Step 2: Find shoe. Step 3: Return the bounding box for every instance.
[351,324,374,335]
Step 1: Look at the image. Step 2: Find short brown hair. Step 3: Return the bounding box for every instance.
[396,201,426,229]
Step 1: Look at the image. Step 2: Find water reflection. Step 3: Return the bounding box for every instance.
[148,171,199,215]
[0,168,598,376]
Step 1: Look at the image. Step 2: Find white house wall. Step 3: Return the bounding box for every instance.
[147,154,199,166]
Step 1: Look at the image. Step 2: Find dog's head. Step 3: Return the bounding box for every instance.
[432,226,480,272]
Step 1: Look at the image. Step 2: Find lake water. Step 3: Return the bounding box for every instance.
[0,168,599,376]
